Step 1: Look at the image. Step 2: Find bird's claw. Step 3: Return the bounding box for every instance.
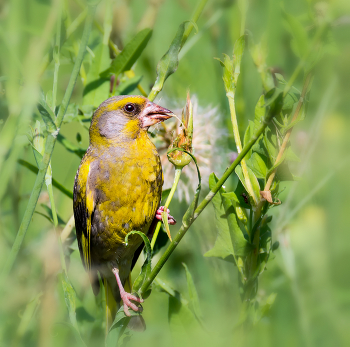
[156,206,176,225]
[121,292,144,317]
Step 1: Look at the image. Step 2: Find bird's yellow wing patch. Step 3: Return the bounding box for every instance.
[74,158,95,271]
[82,187,94,270]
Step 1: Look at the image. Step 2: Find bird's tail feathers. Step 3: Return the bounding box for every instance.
[105,278,118,333]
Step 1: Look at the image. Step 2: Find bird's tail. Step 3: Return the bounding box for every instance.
[105,278,118,333]
[104,275,133,332]
[104,275,145,333]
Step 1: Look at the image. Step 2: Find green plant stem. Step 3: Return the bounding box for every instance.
[139,106,277,295]
[228,94,258,205]
[151,167,182,249]
[1,5,96,278]
[47,181,58,227]
[61,214,75,242]
[265,72,312,192]
[52,5,61,112]
[17,159,73,199]
[181,0,208,48]
[283,23,326,97]
[148,0,208,102]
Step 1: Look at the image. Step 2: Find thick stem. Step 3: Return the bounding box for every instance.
[139,107,276,295]
[151,168,182,249]
[1,5,96,277]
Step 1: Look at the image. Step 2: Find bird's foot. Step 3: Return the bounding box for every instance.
[112,268,144,317]
[155,206,176,225]
[120,291,143,317]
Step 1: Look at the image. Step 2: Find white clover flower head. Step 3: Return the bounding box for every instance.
[150,95,227,203]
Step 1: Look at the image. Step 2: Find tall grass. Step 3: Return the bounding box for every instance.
[0,0,350,346]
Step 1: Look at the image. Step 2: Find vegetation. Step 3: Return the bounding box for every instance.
[0,0,349,346]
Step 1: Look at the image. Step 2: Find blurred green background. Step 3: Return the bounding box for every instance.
[1,0,350,346]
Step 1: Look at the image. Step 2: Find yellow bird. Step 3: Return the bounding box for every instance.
[73,95,175,326]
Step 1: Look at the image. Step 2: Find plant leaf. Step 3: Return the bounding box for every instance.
[205,173,254,259]
[115,75,143,95]
[235,165,261,203]
[125,231,152,297]
[18,159,73,199]
[60,274,86,347]
[37,91,57,132]
[83,42,111,107]
[101,28,152,78]
[182,263,203,324]
[105,306,138,347]
[151,22,186,96]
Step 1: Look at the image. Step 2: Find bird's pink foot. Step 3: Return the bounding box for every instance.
[113,268,144,317]
[120,291,143,317]
[156,206,176,225]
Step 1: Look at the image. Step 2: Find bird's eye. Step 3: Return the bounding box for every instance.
[124,103,135,113]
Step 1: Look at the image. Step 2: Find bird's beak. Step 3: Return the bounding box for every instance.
[139,101,174,128]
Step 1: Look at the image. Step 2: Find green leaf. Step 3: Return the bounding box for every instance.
[220,53,234,94]
[153,278,203,346]
[105,306,137,347]
[57,133,86,158]
[63,103,79,124]
[125,231,152,297]
[37,91,57,132]
[101,28,152,78]
[235,165,261,203]
[60,274,86,347]
[115,75,143,95]
[247,152,268,179]
[18,159,73,199]
[283,11,309,58]
[17,292,43,337]
[222,191,240,203]
[182,263,203,323]
[263,127,278,161]
[151,22,186,96]
[83,42,111,107]
[40,203,66,225]
[233,35,245,82]
[282,89,300,112]
[254,94,266,130]
[205,173,254,259]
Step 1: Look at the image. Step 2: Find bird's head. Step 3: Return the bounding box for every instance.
[89,95,174,145]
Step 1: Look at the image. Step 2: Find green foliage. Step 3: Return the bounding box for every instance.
[1,0,349,346]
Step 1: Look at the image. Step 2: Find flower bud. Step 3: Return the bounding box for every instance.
[168,92,193,169]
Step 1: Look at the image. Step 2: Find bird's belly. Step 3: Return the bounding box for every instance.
[90,155,162,263]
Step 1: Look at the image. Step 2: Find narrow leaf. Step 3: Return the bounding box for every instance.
[83,42,111,107]
[205,173,254,259]
[125,231,152,296]
[101,29,152,77]
[182,263,203,323]
[150,22,186,96]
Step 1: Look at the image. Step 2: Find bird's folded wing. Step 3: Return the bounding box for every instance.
[73,160,95,271]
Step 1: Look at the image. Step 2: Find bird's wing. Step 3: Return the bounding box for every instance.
[73,158,95,271]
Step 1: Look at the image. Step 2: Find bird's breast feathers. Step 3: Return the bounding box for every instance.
[74,132,162,263]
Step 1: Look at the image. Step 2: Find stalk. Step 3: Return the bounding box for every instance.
[151,168,182,249]
[140,106,277,295]
[181,0,208,48]
[264,72,312,191]
[1,5,96,277]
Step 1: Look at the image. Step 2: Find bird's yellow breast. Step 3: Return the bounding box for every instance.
[76,130,162,263]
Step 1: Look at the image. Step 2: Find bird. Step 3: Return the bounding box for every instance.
[73,95,176,328]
